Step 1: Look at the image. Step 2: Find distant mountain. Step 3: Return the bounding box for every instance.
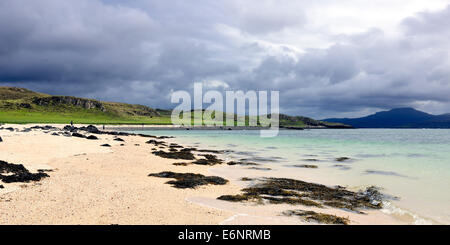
[324,108,450,128]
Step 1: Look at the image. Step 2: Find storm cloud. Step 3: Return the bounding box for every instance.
[0,0,449,118]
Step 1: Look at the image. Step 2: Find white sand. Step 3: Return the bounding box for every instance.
[0,124,406,225]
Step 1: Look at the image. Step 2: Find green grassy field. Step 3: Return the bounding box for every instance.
[0,86,350,128]
[0,110,172,124]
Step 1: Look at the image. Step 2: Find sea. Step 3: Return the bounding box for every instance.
[131,129,450,224]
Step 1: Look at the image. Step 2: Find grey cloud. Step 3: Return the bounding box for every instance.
[0,0,449,118]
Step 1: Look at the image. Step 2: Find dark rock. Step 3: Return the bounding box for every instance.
[86,135,98,140]
[0,136,2,142]
[0,184,3,188]
[19,103,32,109]
[30,125,58,131]
[63,125,77,132]
[72,132,85,138]
[33,96,106,111]
[101,144,111,147]
[148,171,228,189]
[51,133,59,136]
[114,138,125,142]
[79,125,101,134]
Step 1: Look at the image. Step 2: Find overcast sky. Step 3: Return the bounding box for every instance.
[1,0,450,118]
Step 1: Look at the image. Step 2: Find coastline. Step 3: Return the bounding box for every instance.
[0,123,405,225]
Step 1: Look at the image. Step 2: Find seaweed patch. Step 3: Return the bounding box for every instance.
[0,160,49,183]
[192,154,223,165]
[227,161,259,166]
[363,169,412,179]
[247,167,272,171]
[146,140,167,146]
[292,164,318,168]
[152,149,195,160]
[283,210,350,225]
[148,171,228,189]
[217,177,383,212]
[335,157,351,162]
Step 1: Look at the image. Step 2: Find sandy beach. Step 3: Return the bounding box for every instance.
[0,124,405,225]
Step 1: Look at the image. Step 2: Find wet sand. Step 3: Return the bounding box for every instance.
[0,124,405,225]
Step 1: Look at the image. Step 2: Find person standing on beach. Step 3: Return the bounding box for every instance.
[70,120,73,126]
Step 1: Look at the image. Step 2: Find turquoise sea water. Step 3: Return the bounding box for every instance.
[132,129,450,224]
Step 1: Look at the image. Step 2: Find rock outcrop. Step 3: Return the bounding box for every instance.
[32,96,106,111]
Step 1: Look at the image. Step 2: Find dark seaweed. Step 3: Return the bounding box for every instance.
[217,177,383,212]
[283,210,350,225]
[146,140,166,146]
[363,170,411,179]
[169,143,183,148]
[292,164,318,168]
[0,160,49,183]
[195,149,223,154]
[194,154,223,165]
[303,159,319,162]
[227,161,259,166]
[148,171,228,189]
[247,167,272,171]
[335,157,351,162]
[240,177,253,181]
[152,150,195,160]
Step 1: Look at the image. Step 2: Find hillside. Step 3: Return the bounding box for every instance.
[278,114,353,129]
[324,108,450,128]
[0,86,170,124]
[0,86,350,128]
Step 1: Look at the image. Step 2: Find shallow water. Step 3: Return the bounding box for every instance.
[131,129,450,224]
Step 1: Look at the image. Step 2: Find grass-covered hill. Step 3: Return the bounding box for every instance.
[0,86,170,124]
[0,86,351,128]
